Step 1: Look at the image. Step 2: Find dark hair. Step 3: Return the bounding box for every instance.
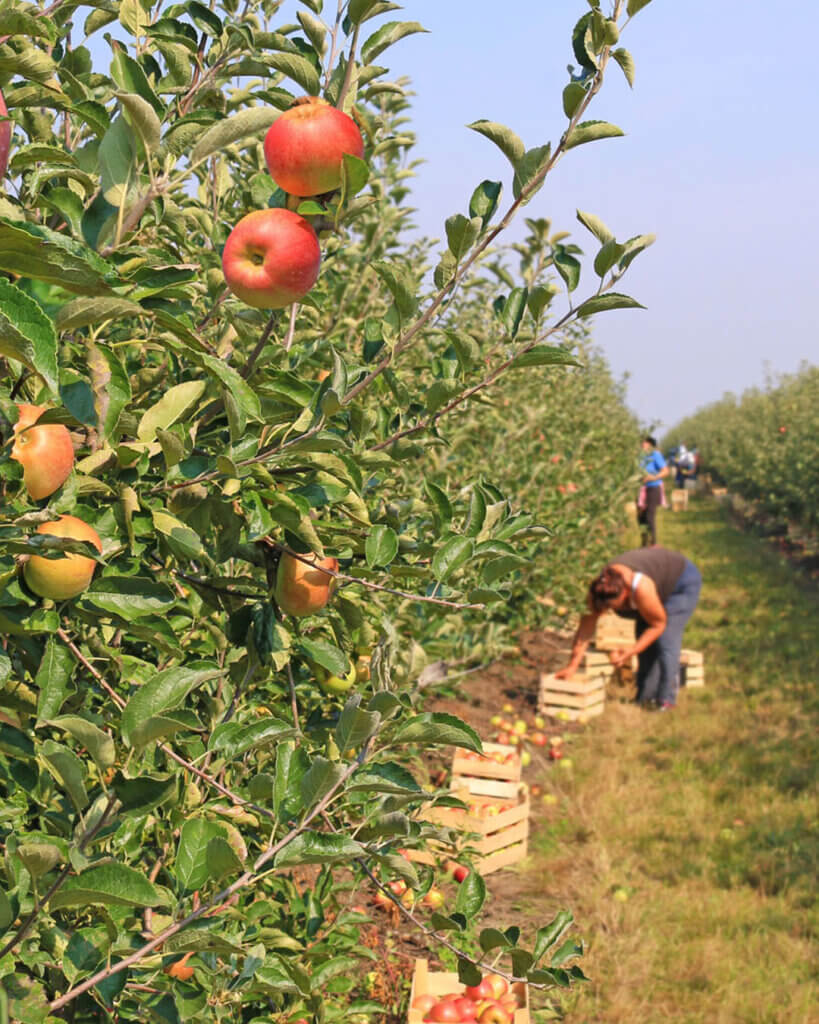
[643,435,657,447]
[589,566,627,611]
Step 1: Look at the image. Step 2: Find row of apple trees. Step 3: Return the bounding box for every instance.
[0,0,653,1020]
[664,363,819,534]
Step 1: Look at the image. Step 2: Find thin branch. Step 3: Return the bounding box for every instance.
[50,742,372,1011]
[240,311,279,379]
[282,301,299,353]
[267,540,486,611]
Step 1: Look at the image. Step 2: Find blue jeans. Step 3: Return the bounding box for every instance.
[635,560,702,706]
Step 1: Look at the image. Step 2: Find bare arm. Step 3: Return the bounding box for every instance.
[609,576,667,666]
[555,606,599,678]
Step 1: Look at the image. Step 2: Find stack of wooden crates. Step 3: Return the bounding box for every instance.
[409,743,530,875]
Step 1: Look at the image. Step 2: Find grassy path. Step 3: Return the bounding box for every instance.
[520,501,818,1023]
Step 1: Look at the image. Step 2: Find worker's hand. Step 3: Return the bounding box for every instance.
[554,664,577,680]
[608,649,629,667]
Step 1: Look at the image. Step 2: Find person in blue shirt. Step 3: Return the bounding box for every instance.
[638,436,668,546]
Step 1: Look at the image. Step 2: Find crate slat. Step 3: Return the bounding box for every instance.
[539,671,605,695]
[541,701,605,722]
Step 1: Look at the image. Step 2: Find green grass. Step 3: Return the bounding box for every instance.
[519,501,819,1023]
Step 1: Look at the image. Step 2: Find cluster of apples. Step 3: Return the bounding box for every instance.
[373,879,446,912]
[10,404,103,601]
[465,799,517,819]
[222,97,364,310]
[457,749,517,766]
[489,707,566,766]
[412,973,519,1023]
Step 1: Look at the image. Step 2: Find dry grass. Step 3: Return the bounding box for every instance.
[517,502,819,1023]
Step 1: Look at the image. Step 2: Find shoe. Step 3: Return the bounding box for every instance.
[658,702,675,712]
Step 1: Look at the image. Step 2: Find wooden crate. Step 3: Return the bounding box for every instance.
[671,488,688,511]
[410,777,530,875]
[712,487,728,499]
[539,672,605,722]
[452,742,521,784]
[680,649,704,688]
[408,958,530,1024]
[594,611,636,651]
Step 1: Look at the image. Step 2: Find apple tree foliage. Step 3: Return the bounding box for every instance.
[664,364,819,534]
[0,0,653,1019]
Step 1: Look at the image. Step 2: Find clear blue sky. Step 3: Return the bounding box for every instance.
[92,1,819,428]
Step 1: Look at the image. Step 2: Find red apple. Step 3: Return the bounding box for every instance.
[274,550,338,617]
[485,974,508,999]
[530,731,548,747]
[164,952,194,981]
[222,208,320,309]
[450,863,469,884]
[477,1001,511,1024]
[427,998,461,1022]
[24,515,102,601]
[264,96,364,197]
[464,979,495,1002]
[422,887,445,909]
[11,404,75,500]
[452,997,478,1020]
[412,995,437,1014]
[549,746,563,761]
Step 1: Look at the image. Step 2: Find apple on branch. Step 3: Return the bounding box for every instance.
[11,404,75,500]
[23,515,102,601]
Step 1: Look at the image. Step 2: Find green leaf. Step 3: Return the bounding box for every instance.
[445,331,480,375]
[372,261,418,320]
[562,82,587,119]
[48,716,115,772]
[99,116,135,207]
[189,106,280,168]
[115,91,162,152]
[479,927,514,953]
[432,535,474,581]
[392,712,482,753]
[457,958,482,987]
[593,239,625,278]
[298,638,349,678]
[88,342,131,441]
[82,577,176,620]
[612,47,635,87]
[551,938,584,968]
[348,0,382,24]
[0,723,34,760]
[267,52,320,94]
[564,120,624,150]
[618,232,656,271]
[207,836,243,879]
[40,740,89,812]
[18,843,62,880]
[501,287,528,338]
[445,214,480,260]
[274,832,365,868]
[121,663,221,747]
[335,695,381,751]
[208,717,296,759]
[360,21,427,63]
[576,209,614,244]
[627,0,654,15]
[481,554,528,585]
[348,761,421,794]
[512,346,580,369]
[554,249,581,292]
[365,524,399,568]
[455,870,486,919]
[575,292,645,317]
[152,510,205,560]
[513,144,551,202]
[533,909,575,963]
[55,296,144,332]
[297,9,326,55]
[0,218,116,296]
[0,278,58,393]
[35,639,75,724]
[467,120,525,166]
[113,771,176,814]
[528,283,559,320]
[340,153,370,199]
[571,12,596,71]
[176,819,225,890]
[0,9,56,41]
[137,380,207,441]
[52,863,169,910]
[110,47,164,115]
[468,179,502,228]
[301,756,347,809]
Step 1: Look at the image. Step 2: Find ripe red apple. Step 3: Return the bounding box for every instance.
[412,994,437,1014]
[11,404,75,500]
[531,731,548,747]
[452,997,478,1020]
[222,208,320,309]
[264,96,364,197]
[0,88,10,182]
[549,746,563,761]
[485,975,508,1000]
[449,862,469,884]
[427,998,462,1023]
[464,979,495,1002]
[24,515,102,600]
[274,550,338,617]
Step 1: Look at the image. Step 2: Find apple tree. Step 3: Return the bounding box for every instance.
[0,0,654,1019]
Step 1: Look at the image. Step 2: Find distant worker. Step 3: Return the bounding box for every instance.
[637,435,668,546]
[675,443,696,487]
[556,546,702,710]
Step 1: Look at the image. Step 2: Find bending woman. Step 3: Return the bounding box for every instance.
[556,547,702,709]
